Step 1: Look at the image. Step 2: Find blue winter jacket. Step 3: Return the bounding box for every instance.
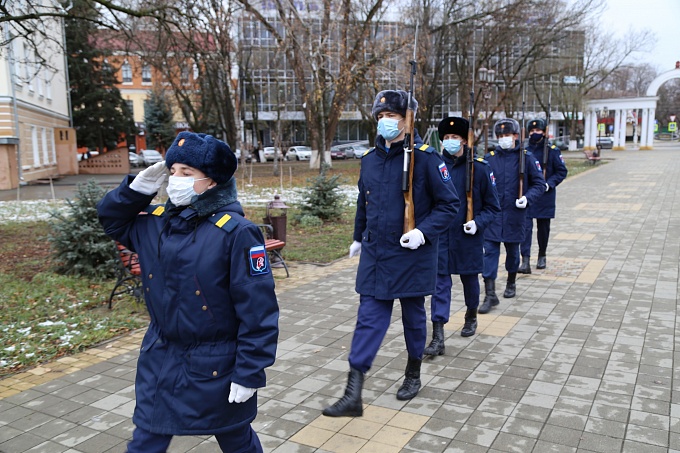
[354,135,460,299]
[526,140,568,219]
[97,177,279,435]
[484,142,546,243]
[438,152,500,275]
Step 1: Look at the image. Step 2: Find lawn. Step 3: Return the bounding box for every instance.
[0,156,596,376]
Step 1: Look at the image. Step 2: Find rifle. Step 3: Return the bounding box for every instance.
[466,89,475,223]
[402,26,418,234]
[543,80,552,178]
[518,83,526,198]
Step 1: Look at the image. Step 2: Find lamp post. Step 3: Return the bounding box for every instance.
[478,67,495,154]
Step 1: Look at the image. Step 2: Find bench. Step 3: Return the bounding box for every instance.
[108,242,143,309]
[583,148,601,165]
[257,224,290,277]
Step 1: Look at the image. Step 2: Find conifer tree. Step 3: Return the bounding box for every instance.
[144,88,176,152]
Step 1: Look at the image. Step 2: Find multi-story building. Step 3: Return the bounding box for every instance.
[0,15,77,190]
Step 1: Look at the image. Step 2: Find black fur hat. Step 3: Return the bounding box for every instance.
[438,117,469,141]
[494,118,520,136]
[527,119,546,132]
[165,132,237,184]
[371,90,418,120]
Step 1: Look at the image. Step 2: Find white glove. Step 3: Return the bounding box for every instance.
[129,161,167,195]
[463,220,477,235]
[545,183,550,192]
[349,241,362,258]
[515,196,527,209]
[400,228,425,250]
[228,382,256,404]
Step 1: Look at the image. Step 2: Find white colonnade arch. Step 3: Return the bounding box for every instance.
[584,67,680,151]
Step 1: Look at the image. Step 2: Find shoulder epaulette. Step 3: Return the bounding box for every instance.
[363,147,375,156]
[144,205,165,216]
[417,144,434,153]
[208,212,240,233]
[475,157,488,164]
[489,151,495,156]
[551,145,557,149]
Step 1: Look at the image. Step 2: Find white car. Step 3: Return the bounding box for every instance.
[140,149,163,166]
[129,152,143,167]
[341,142,370,159]
[286,146,312,161]
[263,147,283,161]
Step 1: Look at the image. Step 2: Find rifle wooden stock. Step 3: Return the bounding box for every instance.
[403,109,416,233]
[466,90,475,223]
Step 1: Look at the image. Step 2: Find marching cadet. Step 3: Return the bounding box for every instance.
[97,132,279,453]
[518,119,568,273]
[424,117,500,356]
[323,90,459,417]
[479,118,545,314]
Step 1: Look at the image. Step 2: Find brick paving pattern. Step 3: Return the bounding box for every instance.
[1,145,679,452]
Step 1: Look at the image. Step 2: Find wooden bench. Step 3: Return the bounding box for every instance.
[257,224,290,277]
[109,242,143,309]
[583,148,601,165]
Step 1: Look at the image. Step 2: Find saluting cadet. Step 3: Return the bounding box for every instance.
[518,119,568,273]
[97,132,279,453]
[479,118,545,314]
[323,90,459,417]
[424,117,500,356]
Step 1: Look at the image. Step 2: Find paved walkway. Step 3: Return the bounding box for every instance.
[2,145,680,452]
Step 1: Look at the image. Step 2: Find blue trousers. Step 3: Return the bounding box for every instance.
[430,274,480,323]
[348,294,426,373]
[520,218,551,257]
[127,424,263,453]
[483,240,520,280]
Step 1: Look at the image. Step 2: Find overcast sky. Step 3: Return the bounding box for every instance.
[599,0,680,73]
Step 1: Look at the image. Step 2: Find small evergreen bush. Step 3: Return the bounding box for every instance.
[48,179,118,278]
[299,168,346,221]
[298,214,323,228]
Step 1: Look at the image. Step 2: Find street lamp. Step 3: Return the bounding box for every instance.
[478,67,496,154]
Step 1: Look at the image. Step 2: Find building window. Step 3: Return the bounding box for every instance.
[142,64,152,83]
[122,61,132,83]
[31,126,40,167]
[41,128,50,164]
[193,62,199,80]
[125,99,134,117]
[181,66,189,84]
[48,128,56,163]
[46,78,52,100]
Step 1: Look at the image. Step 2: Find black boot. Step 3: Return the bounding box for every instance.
[518,256,531,274]
[503,272,517,298]
[537,255,547,269]
[396,357,421,401]
[323,367,364,417]
[478,278,499,314]
[424,322,445,356]
[461,309,477,337]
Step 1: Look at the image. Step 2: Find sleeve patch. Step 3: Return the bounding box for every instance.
[559,154,565,163]
[490,172,496,186]
[248,245,270,276]
[534,160,542,172]
[438,162,451,182]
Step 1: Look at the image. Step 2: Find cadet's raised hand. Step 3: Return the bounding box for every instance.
[349,241,362,258]
[515,196,527,209]
[463,220,477,235]
[400,228,425,250]
[228,382,256,403]
[129,161,167,195]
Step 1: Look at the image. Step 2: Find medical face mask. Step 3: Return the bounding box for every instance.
[442,139,462,155]
[498,136,515,150]
[167,176,208,206]
[377,118,402,141]
[529,132,544,144]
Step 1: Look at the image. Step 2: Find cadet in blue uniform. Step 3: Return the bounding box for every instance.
[424,117,500,356]
[518,119,568,273]
[479,119,545,314]
[323,90,459,417]
[97,132,279,453]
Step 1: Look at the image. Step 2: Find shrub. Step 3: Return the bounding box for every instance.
[299,168,346,221]
[48,179,118,278]
[298,215,323,228]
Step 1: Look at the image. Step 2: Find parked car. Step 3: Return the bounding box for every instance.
[129,152,143,167]
[551,138,569,151]
[286,146,312,161]
[263,146,284,161]
[596,136,613,149]
[334,142,370,159]
[330,146,346,160]
[485,138,499,151]
[140,149,163,166]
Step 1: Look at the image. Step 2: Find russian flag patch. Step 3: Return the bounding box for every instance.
[438,162,451,182]
[249,245,269,276]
